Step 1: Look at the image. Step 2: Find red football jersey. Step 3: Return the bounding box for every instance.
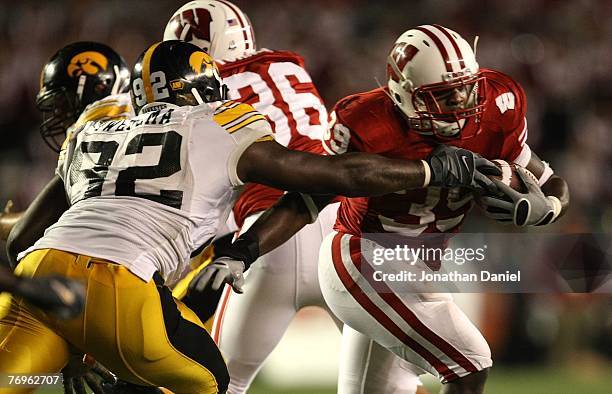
[322,68,531,236]
[220,50,328,227]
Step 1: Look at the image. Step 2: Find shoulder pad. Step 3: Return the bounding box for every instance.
[213,100,267,134]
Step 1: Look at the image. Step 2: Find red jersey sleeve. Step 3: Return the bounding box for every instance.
[322,88,400,156]
[489,70,531,166]
[322,98,362,155]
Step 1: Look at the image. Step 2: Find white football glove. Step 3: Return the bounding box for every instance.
[480,167,561,226]
[189,257,246,294]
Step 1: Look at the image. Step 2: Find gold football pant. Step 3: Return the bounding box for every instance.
[0,249,229,394]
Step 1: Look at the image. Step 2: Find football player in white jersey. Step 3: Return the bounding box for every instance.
[0,39,496,393]
[163,1,425,393]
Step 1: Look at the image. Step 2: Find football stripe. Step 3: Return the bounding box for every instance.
[217,0,250,49]
[345,235,480,374]
[214,100,242,115]
[225,115,267,134]
[215,108,260,128]
[431,24,466,70]
[330,233,460,381]
[212,285,232,345]
[142,42,161,103]
[415,26,452,72]
[78,105,131,126]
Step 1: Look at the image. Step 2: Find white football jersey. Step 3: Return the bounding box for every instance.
[22,100,272,283]
[74,92,134,128]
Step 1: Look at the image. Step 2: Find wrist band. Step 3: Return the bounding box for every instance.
[421,160,431,188]
[547,195,562,222]
[299,193,319,224]
[217,232,260,270]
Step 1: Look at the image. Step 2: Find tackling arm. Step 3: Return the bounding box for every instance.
[190,140,500,293]
[237,140,428,197]
[237,140,498,197]
[6,175,69,267]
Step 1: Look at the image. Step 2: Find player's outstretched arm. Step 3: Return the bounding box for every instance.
[237,140,498,197]
[6,175,69,267]
[191,141,501,294]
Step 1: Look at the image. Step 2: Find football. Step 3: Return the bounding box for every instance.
[487,159,536,194]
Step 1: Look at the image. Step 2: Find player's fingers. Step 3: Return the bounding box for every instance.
[492,178,521,199]
[63,378,74,394]
[480,196,514,211]
[211,270,228,291]
[516,167,540,192]
[73,377,87,394]
[485,212,513,221]
[90,361,117,384]
[193,268,216,292]
[3,200,13,214]
[233,274,245,294]
[475,157,501,176]
[83,373,106,394]
[473,172,497,194]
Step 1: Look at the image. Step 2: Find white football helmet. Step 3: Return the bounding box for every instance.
[163,0,256,61]
[387,24,486,139]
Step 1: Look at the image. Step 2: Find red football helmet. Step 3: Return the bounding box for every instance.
[387,25,486,139]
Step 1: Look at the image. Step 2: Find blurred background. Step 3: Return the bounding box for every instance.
[0,0,610,393]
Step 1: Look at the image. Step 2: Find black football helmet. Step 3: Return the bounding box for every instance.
[130,40,227,114]
[36,42,130,151]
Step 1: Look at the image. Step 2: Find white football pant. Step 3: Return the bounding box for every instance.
[318,231,492,383]
[212,204,422,393]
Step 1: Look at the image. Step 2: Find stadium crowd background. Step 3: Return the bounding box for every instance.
[0,0,610,392]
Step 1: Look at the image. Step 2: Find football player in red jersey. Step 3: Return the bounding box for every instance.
[165,2,429,392]
[196,25,570,394]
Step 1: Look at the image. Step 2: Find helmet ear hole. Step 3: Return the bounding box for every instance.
[94,82,107,95]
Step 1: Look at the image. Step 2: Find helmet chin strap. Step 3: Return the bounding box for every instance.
[432,118,465,137]
[111,65,121,95]
[191,88,205,104]
[76,75,87,101]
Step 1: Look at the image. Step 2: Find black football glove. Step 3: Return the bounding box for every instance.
[62,354,116,394]
[15,275,85,319]
[426,145,500,193]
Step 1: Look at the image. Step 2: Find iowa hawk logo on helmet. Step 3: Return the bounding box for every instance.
[67,51,109,78]
[130,40,227,114]
[36,42,130,152]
